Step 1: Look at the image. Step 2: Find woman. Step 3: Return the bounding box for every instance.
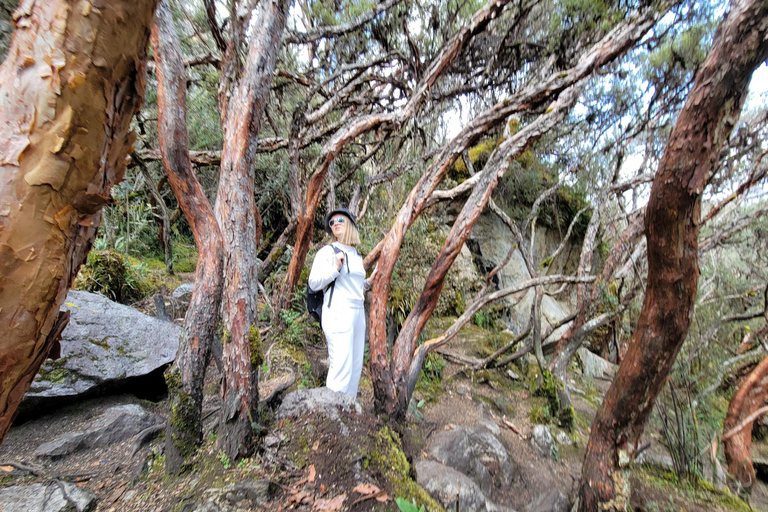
[308,207,374,397]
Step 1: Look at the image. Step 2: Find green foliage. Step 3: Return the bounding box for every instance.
[396,497,426,512]
[533,370,574,430]
[529,406,551,424]
[75,250,149,304]
[415,353,447,403]
[496,163,591,240]
[218,450,231,470]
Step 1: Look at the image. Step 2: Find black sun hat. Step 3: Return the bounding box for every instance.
[324,207,357,235]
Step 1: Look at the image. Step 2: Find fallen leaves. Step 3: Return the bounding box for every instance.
[352,483,390,505]
[313,493,346,511]
[0,465,14,472]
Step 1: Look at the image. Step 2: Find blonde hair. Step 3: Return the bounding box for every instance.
[339,219,361,246]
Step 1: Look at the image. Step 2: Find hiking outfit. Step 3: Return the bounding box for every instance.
[308,241,366,397]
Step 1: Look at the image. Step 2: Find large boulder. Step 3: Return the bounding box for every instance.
[426,425,516,493]
[21,291,181,415]
[0,480,96,512]
[35,404,163,459]
[415,460,500,512]
[576,347,618,380]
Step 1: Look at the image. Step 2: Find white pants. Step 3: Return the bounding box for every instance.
[322,305,366,397]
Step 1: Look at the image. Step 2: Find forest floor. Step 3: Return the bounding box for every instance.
[1,315,767,512]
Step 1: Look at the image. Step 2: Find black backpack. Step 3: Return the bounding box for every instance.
[306,245,345,324]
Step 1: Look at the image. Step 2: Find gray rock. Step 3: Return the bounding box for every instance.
[22,291,181,412]
[478,418,501,436]
[36,404,162,459]
[635,448,674,471]
[186,479,275,511]
[427,425,515,493]
[576,348,617,380]
[0,480,96,512]
[171,283,194,299]
[415,459,491,512]
[532,425,554,458]
[526,490,569,512]
[276,388,362,435]
[555,431,572,446]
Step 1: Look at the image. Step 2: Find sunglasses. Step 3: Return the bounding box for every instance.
[329,216,346,227]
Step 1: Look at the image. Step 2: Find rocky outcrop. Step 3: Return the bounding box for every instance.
[0,480,96,512]
[21,291,181,416]
[467,212,577,335]
[576,347,617,380]
[415,422,517,511]
[35,404,163,459]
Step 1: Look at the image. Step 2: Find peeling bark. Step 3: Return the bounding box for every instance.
[723,355,768,493]
[0,0,158,445]
[214,0,289,459]
[151,0,224,474]
[578,0,768,508]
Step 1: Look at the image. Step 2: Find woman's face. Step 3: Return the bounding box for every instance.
[329,214,348,241]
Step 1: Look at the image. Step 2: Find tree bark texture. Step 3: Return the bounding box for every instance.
[723,355,768,493]
[151,0,224,474]
[578,0,768,508]
[213,0,289,459]
[0,0,157,445]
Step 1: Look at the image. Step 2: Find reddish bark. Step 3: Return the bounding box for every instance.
[723,354,768,492]
[578,0,768,508]
[151,0,224,474]
[0,0,157,445]
[214,0,289,459]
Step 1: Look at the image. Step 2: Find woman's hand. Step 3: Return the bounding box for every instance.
[334,251,345,271]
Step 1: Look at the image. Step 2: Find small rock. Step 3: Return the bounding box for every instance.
[276,388,362,436]
[477,418,501,436]
[36,404,162,459]
[555,431,572,446]
[415,459,490,512]
[0,480,96,512]
[171,283,194,299]
[507,369,521,380]
[526,490,569,512]
[532,425,554,458]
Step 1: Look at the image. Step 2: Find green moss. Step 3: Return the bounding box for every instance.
[635,465,752,512]
[530,405,551,424]
[249,324,262,366]
[368,427,443,511]
[37,357,71,384]
[88,337,110,350]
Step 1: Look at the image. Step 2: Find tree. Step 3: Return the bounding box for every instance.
[151,0,224,474]
[578,0,768,507]
[212,0,290,459]
[0,0,158,444]
[365,3,669,419]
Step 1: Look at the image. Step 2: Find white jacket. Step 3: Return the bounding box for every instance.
[308,242,365,309]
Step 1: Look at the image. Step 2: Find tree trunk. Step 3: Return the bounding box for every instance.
[214,0,289,459]
[151,0,224,474]
[723,355,768,494]
[0,0,157,445]
[578,0,768,508]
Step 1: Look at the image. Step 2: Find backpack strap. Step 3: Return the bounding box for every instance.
[326,245,347,308]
